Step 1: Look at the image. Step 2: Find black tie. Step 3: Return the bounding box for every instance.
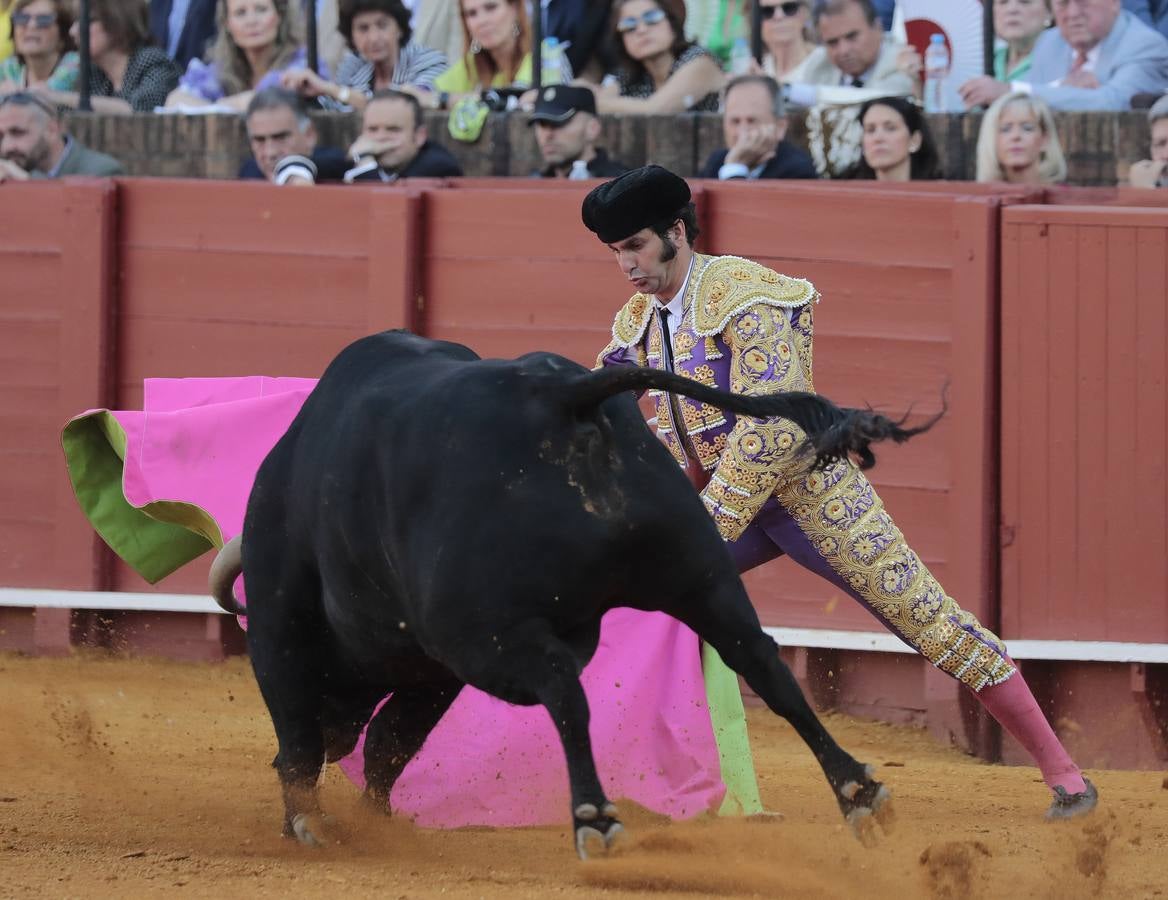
[659,308,674,372]
[851,76,864,87]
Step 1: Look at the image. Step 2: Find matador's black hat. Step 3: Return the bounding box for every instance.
[581,165,691,244]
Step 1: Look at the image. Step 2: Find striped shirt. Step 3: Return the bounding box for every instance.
[320,40,447,110]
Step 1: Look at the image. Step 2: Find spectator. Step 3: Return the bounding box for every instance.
[528,83,628,178]
[37,0,181,113]
[596,0,725,114]
[0,90,122,181]
[165,0,310,111]
[784,0,916,107]
[993,0,1054,81]
[976,91,1067,183]
[844,94,942,180]
[239,87,348,182]
[1,0,15,63]
[759,0,816,81]
[283,0,446,111]
[960,0,1168,111]
[343,87,462,180]
[149,0,217,71]
[0,0,77,92]
[430,0,562,106]
[699,73,818,179]
[1128,91,1168,185]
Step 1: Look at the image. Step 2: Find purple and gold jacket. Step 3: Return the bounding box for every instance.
[596,253,818,542]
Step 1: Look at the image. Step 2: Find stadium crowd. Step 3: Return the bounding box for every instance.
[0,0,1165,188]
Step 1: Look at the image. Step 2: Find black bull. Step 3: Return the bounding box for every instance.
[210,330,921,857]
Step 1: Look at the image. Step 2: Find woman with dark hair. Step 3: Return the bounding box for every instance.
[596,0,725,115]
[0,0,77,92]
[846,95,942,181]
[283,0,446,111]
[165,0,308,111]
[37,0,180,113]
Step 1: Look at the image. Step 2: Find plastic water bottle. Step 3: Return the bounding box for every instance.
[541,36,566,85]
[729,37,752,76]
[924,33,950,114]
[568,159,590,180]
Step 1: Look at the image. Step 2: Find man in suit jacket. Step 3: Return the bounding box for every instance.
[0,92,123,182]
[699,75,818,180]
[960,0,1168,111]
[784,0,916,107]
[149,0,217,70]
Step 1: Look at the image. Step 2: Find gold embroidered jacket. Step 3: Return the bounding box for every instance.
[596,253,819,541]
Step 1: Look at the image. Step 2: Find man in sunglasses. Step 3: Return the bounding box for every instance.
[783,0,915,107]
[0,92,123,182]
[698,74,817,180]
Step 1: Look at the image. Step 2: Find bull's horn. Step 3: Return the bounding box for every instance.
[208,534,246,616]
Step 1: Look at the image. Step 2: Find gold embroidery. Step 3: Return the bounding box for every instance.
[778,457,1015,692]
[692,255,817,338]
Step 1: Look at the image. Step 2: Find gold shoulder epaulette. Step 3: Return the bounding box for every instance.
[692,255,818,338]
[609,292,655,348]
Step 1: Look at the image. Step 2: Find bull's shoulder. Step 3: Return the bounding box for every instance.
[691,255,818,338]
[606,291,655,349]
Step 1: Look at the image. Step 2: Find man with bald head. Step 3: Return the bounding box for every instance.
[960,0,1168,110]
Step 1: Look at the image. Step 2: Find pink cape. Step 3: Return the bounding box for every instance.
[66,377,728,826]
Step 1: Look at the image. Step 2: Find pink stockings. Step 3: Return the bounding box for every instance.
[976,664,1087,795]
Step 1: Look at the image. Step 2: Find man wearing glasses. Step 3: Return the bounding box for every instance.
[0,91,122,181]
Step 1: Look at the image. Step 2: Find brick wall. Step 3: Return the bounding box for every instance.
[63,109,1153,185]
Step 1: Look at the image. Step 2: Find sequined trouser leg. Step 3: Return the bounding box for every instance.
[726,460,1016,693]
[725,461,1087,795]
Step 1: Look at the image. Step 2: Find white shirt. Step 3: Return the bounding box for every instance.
[650,255,695,371]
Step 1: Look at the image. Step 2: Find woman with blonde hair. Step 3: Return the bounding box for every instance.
[759,0,815,81]
[431,0,550,100]
[976,91,1066,184]
[165,0,309,111]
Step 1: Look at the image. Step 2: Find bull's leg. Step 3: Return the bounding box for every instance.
[668,578,892,843]
[499,636,620,859]
[243,563,330,846]
[362,679,463,812]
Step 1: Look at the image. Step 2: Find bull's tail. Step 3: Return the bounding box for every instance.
[565,366,942,470]
[208,534,246,616]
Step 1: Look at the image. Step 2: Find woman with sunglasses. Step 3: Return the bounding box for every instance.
[597,0,725,115]
[0,0,77,94]
[760,0,815,80]
[34,0,180,114]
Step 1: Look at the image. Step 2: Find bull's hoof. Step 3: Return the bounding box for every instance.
[574,802,624,860]
[290,812,326,848]
[838,766,894,846]
[1045,778,1098,821]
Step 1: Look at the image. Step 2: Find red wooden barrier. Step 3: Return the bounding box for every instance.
[700,181,1015,747]
[0,179,115,653]
[101,180,423,656]
[1000,204,1168,767]
[1001,205,1168,643]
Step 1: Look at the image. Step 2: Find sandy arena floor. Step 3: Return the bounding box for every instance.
[0,652,1165,899]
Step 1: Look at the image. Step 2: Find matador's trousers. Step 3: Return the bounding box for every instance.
[724,457,1015,693]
